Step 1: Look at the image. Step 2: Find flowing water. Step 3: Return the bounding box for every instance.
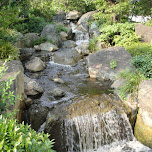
[24,22,151,152]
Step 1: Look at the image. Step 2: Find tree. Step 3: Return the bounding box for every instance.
[94,0,130,24]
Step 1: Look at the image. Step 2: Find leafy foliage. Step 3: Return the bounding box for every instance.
[51,0,95,13]
[94,0,130,25]
[98,22,140,47]
[132,55,152,78]
[13,15,48,34]
[0,115,55,152]
[110,59,117,69]
[145,19,152,27]
[88,36,98,52]
[0,40,19,60]
[118,69,145,100]
[125,43,152,57]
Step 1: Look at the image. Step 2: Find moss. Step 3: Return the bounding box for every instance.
[134,114,152,148]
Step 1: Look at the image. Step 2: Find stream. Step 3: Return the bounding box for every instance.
[22,22,151,152]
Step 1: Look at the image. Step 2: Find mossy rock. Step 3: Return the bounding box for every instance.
[134,114,152,148]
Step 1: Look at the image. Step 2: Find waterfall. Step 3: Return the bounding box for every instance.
[70,22,89,46]
[61,109,134,152]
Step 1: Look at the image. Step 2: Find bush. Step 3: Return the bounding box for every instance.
[0,40,19,60]
[13,15,48,34]
[98,22,140,48]
[27,15,48,33]
[88,36,98,52]
[145,19,152,27]
[118,69,145,100]
[132,55,152,78]
[125,43,152,57]
[0,115,55,152]
[0,28,19,43]
[55,24,68,33]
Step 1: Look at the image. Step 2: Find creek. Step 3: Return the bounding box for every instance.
[22,22,151,152]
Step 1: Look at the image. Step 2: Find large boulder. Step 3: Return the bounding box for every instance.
[25,57,46,72]
[41,24,62,47]
[78,11,96,25]
[28,104,49,131]
[62,40,77,48]
[39,42,58,52]
[87,47,132,81]
[54,48,82,65]
[60,31,68,41]
[20,48,35,61]
[75,42,90,56]
[66,10,81,20]
[135,23,152,43]
[0,60,24,122]
[51,88,65,97]
[24,75,43,96]
[21,33,40,48]
[135,80,152,148]
[52,11,66,23]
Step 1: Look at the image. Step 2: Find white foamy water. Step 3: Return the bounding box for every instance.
[129,16,151,23]
[70,22,89,46]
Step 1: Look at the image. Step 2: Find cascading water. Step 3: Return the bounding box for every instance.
[27,22,152,152]
[70,22,89,46]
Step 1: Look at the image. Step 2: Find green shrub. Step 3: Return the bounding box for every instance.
[145,19,152,27]
[125,43,152,57]
[110,59,117,69]
[0,115,55,152]
[30,8,56,22]
[0,40,19,60]
[13,15,48,34]
[31,36,48,47]
[56,24,68,33]
[88,36,98,52]
[118,69,145,100]
[27,15,48,33]
[0,28,19,43]
[132,55,152,78]
[98,22,140,48]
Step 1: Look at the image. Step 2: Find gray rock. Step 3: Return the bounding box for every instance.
[135,23,152,43]
[24,75,43,96]
[21,33,40,48]
[75,42,90,56]
[134,80,152,148]
[41,24,62,47]
[54,48,82,65]
[60,31,68,41]
[0,60,24,122]
[87,47,132,81]
[78,11,96,25]
[62,40,77,48]
[52,78,64,84]
[66,10,81,20]
[52,88,65,97]
[52,11,66,23]
[34,45,41,51]
[25,98,33,107]
[39,42,58,51]
[138,80,152,128]
[25,57,46,72]
[20,48,35,61]
[76,22,88,32]
[28,104,49,131]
